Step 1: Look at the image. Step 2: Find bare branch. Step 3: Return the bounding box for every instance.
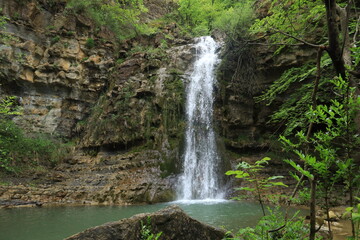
[247,42,305,46]
[245,33,272,43]
[269,28,325,48]
[268,224,286,233]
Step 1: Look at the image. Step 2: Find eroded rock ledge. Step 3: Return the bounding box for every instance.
[65,205,228,240]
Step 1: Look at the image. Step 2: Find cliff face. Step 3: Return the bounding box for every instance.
[0,0,317,205]
[0,0,194,205]
[213,39,318,199]
[0,0,112,137]
[215,40,317,155]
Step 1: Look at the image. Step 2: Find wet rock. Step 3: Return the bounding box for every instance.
[327,211,340,221]
[65,205,228,240]
[0,150,177,205]
[0,199,43,208]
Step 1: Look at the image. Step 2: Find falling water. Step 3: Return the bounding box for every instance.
[179,36,224,200]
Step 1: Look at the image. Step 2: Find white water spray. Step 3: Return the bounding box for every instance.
[178,36,224,200]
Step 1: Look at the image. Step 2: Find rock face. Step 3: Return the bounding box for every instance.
[0,0,113,137]
[0,151,178,206]
[65,205,228,240]
[215,41,317,154]
[214,37,318,199]
[0,0,318,204]
[0,0,191,204]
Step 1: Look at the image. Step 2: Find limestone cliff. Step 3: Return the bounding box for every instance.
[215,41,317,155]
[0,0,318,205]
[0,0,193,205]
[214,36,318,199]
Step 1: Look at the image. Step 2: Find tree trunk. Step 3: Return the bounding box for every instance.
[309,178,317,240]
[323,0,347,79]
[336,4,351,67]
[325,188,333,239]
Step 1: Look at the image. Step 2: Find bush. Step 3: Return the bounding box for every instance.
[227,207,309,240]
[66,0,154,41]
[0,120,72,174]
[176,0,254,37]
[85,38,95,48]
[213,0,254,39]
[51,35,60,44]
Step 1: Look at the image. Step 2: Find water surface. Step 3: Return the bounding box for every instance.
[0,200,306,240]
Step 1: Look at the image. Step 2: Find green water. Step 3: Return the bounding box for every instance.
[0,200,306,240]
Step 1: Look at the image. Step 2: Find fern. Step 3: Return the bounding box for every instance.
[255,55,332,135]
[256,56,331,105]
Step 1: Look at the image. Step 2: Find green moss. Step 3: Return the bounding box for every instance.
[169,68,184,75]
[236,134,251,143]
[116,58,125,65]
[0,181,10,186]
[80,60,187,156]
[152,189,176,202]
[160,156,177,178]
[50,35,60,44]
[0,120,74,174]
[85,38,95,48]
[128,143,151,154]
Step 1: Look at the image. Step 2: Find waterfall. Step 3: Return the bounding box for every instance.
[179,36,224,200]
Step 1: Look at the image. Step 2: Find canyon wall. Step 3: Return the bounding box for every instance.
[0,0,191,205]
[0,0,317,205]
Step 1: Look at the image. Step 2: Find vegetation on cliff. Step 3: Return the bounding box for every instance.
[0,97,72,174]
[65,0,153,41]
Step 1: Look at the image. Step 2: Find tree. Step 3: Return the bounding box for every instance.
[0,97,21,173]
[65,0,152,41]
[281,76,360,239]
[251,1,360,239]
[176,0,254,36]
[226,157,288,217]
[251,0,359,81]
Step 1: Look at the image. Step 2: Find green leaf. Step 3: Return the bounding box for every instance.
[236,187,255,192]
[346,207,354,212]
[237,161,251,169]
[225,170,238,175]
[255,157,270,166]
[270,182,288,187]
[226,170,250,179]
[267,176,284,181]
[284,159,314,180]
[289,172,300,181]
[352,213,360,221]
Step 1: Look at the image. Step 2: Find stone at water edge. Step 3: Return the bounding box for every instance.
[328,211,339,221]
[64,205,229,240]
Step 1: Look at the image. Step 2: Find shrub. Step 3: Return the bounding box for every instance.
[227,207,309,240]
[66,0,154,41]
[85,38,95,48]
[51,35,60,44]
[0,120,72,174]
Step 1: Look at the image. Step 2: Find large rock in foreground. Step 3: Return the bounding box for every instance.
[65,205,228,240]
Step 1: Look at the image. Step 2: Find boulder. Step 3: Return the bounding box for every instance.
[64,205,228,240]
[328,211,339,221]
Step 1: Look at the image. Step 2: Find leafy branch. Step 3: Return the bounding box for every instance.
[226,157,288,217]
